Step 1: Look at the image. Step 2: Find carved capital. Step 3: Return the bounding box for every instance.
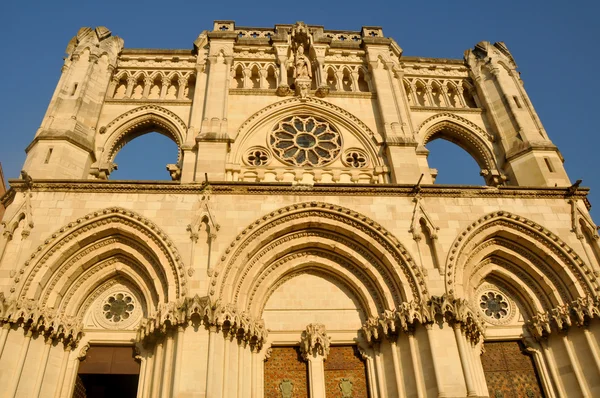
[300,323,331,360]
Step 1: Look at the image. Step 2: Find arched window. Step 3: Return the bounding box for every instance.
[357,69,369,92]
[462,82,478,108]
[415,81,427,106]
[446,83,461,108]
[326,68,337,91]
[110,132,179,180]
[185,75,196,99]
[266,65,277,89]
[426,138,487,185]
[232,65,244,89]
[113,76,127,99]
[341,68,353,92]
[131,76,144,99]
[431,81,444,107]
[250,65,260,89]
[166,77,179,100]
[148,75,162,100]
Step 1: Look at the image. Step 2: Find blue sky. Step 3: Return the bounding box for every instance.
[1,1,599,218]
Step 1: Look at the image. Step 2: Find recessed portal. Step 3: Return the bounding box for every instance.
[75,346,140,398]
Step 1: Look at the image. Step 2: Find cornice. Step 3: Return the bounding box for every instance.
[6,179,590,201]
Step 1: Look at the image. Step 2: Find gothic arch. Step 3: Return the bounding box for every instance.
[230,97,384,166]
[99,105,186,166]
[10,207,187,319]
[210,202,427,319]
[417,112,498,173]
[446,211,598,313]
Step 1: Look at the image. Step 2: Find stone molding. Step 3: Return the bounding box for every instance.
[527,295,600,339]
[136,295,267,349]
[0,293,83,346]
[361,294,485,344]
[12,207,187,302]
[446,210,599,298]
[5,180,591,201]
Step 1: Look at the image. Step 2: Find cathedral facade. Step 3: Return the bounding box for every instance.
[0,21,599,397]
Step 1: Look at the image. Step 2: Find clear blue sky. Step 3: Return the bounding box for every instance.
[1,1,599,218]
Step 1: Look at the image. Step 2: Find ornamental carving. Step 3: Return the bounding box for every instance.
[0,294,83,346]
[300,323,331,360]
[214,202,427,303]
[527,295,600,339]
[446,211,598,298]
[361,294,485,345]
[136,295,267,350]
[269,116,342,167]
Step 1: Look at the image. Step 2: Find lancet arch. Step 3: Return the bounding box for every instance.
[10,207,187,320]
[99,105,187,167]
[210,202,427,319]
[446,211,598,313]
[230,97,383,166]
[418,113,497,172]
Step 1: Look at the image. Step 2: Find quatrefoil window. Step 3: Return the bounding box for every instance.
[269,116,342,167]
[103,293,135,323]
[342,149,369,168]
[245,147,271,166]
[480,292,509,320]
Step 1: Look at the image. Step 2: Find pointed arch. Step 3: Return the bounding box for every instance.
[231,96,383,166]
[99,105,186,166]
[11,207,187,319]
[446,211,598,313]
[417,112,500,179]
[210,202,427,319]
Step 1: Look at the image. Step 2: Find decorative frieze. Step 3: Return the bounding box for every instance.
[0,294,83,346]
[527,295,600,339]
[135,295,268,349]
[361,294,485,344]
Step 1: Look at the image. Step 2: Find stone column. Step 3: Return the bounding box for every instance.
[300,323,330,398]
[0,323,10,358]
[32,337,53,397]
[6,328,33,397]
[388,338,406,398]
[171,326,185,396]
[453,324,477,397]
[425,324,446,397]
[53,345,72,398]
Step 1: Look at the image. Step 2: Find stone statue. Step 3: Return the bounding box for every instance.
[294,45,312,79]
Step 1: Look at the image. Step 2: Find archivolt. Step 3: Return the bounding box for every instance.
[210,202,427,317]
[417,112,498,172]
[447,211,598,312]
[11,207,186,317]
[230,97,384,166]
[100,105,186,165]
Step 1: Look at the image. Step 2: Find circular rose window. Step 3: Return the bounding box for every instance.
[269,116,342,167]
[480,291,509,320]
[103,293,135,323]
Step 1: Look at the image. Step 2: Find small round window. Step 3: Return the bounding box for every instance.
[269,116,342,167]
[103,293,135,323]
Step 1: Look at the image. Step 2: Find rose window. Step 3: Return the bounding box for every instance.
[269,116,342,167]
[103,293,135,323]
[480,292,509,320]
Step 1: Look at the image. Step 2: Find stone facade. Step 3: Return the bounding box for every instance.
[0,21,599,398]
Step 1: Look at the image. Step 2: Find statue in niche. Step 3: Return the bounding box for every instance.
[294,45,312,79]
